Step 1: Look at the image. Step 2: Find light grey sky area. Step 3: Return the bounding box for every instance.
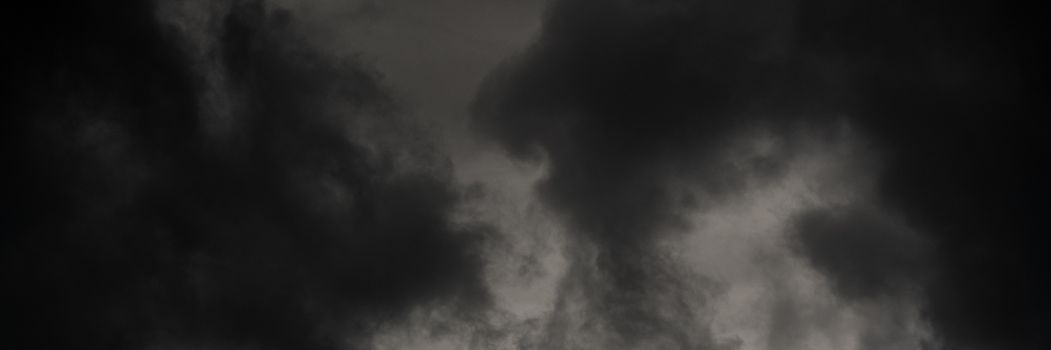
[275,0,546,156]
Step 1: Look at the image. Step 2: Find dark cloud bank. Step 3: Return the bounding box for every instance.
[474,0,1048,349]
[4,0,1049,349]
[5,1,488,349]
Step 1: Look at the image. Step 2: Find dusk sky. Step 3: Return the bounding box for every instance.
[5,1,1048,349]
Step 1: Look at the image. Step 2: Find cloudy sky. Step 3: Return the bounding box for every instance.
[5,1,1048,349]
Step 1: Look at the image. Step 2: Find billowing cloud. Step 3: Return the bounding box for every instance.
[5,0,1046,349]
[5,1,490,349]
[791,206,933,300]
[473,0,1048,349]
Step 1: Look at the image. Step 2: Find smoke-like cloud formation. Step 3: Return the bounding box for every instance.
[474,0,1048,349]
[791,207,933,300]
[5,1,490,349]
[5,0,1047,349]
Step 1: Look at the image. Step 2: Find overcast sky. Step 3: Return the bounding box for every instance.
[5,1,1048,350]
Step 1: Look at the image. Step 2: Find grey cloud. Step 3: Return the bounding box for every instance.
[4,1,490,349]
[472,0,1049,349]
[792,206,933,300]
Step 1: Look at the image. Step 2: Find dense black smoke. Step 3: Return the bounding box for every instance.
[474,0,1049,349]
[4,1,489,349]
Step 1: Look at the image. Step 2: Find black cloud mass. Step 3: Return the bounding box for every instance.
[474,0,1048,349]
[5,1,487,349]
[4,0,1049,349]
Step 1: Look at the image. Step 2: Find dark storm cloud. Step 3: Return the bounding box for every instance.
[792,207,933,300]
[4,1,489,349]
[787,206,938,350]
[475,0,822,347]
[473,0,1048,349]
